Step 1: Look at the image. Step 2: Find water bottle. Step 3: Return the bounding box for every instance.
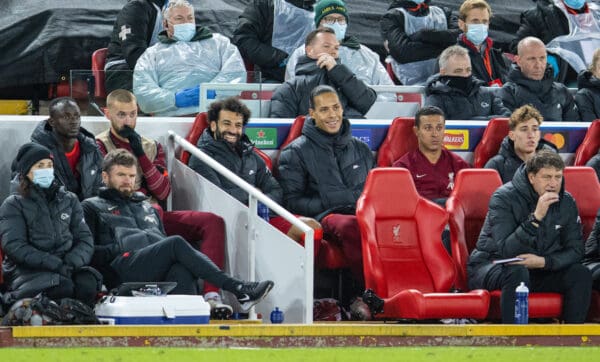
[270,307,284,324]
[257,202,270,221]
[514,282,529,324]
[30,312,43,326]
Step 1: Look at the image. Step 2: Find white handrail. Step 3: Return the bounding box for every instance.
[167,130,314,324]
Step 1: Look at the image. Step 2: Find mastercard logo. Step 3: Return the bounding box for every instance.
[543,133,566,149]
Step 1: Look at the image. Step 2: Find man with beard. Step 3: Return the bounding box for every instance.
[425,45,509,120]
[189,97,322,252]
[500,37,580,122]
[81,149,274,312]
[485,105,558,184]
[28,97,103,201]
[269,27,376,119]
[95,89,231,317]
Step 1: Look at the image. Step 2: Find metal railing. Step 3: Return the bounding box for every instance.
[167,130,315,324]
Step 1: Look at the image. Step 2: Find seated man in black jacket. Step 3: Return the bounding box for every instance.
[425,45,509,120]
[82,149,274,317]
[29,97,103,201]
[270,27,376,119]
[468,150,592,323]
[485,104,558,184]
[500,37,580,122]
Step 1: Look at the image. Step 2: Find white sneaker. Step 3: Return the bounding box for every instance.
[204,291,233,320]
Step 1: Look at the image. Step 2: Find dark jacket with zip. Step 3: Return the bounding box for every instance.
[575,70,600,122]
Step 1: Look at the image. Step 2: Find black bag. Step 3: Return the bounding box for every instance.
[1,294,99,326]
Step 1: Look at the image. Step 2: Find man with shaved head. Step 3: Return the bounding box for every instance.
[500,37,579,122]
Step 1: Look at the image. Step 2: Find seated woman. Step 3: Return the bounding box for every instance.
[0,143,101,307]
[576,48,600,122]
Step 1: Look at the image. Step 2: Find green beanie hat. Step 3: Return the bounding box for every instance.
[314,0,348,28]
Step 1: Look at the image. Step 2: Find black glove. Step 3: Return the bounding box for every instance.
[118,126,145,157]
[58,264,74,278]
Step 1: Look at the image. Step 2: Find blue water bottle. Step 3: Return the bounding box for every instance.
[514,282,529,324]
[270,307,284,324]
[257,202,270,221]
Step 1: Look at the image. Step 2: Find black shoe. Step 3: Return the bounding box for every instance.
[362,288,384,315]
[234,280,274,311]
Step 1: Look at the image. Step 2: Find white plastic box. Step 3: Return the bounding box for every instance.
[94,294,210,325]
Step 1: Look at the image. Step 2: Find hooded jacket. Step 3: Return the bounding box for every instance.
[189,128,282,205]
[269,55,377,118]
[277,117,374,218]
[425,74,510,120]
[0,183,93,301]
[485,136,559,184]
[30,120,103,201]
[467,163,583,289]
[380,0,459,64]
[575,70,600,122]
[500,64,580,122]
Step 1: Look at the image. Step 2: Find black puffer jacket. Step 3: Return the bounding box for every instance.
[509,0,570,54]
[81,187,166,287]
[277,117,374,218]
[575,70,600,122]
[270,55,377,118]
[380,0,459,64]
[485,136,559,184]
[586,152,600,182]
[584,208,600,266]
[425,74,510,120]
[189,129,282,205]
[232,0,315,82]
[30,120,103,201]
[500,64,580,122]
[468,164,583,289]
[0,184,93,299]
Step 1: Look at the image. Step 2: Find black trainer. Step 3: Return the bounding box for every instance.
[234,280,274,311]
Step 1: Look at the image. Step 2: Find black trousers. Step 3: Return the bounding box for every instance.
[105,63,133,94]
[44,268,101,307]
[110,236,236,295]
[482,263,592,323]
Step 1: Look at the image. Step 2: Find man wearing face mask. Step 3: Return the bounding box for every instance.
[133,0,245,116]
[1,143,101,307]
[233,0,317,83]
[270,28,377,118]
[456,0,510,87]
[425,45,509,120]
[284,0,393,85]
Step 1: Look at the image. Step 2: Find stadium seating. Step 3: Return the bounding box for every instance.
[91,48,108,99]
[472,118,510,168]
[178,112,272,170]
[573,120,600,166]
[376,117,418,167]
[273,115,306,174]
[563,166,600,240]
[356,168,490,320]
[446,168,564,321]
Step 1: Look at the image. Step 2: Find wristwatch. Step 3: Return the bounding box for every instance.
[528,213,541,228]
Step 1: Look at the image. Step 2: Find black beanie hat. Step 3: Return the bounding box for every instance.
[15,143,53,175]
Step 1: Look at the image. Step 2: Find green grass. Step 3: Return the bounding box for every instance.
[0,347,598,361]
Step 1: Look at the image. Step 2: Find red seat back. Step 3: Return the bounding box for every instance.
[574,120,600,166]
[92,48,108,98]
[446,169,502,291]
[385,61,400,85]
[376,117,418,167]
[274,115,306,174]
[563,166,600,240]
[473,118,510,168]
[356,168,452,298]
[180,112,209,165]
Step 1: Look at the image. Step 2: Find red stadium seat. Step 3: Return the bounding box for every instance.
[385,61,400,85]
[563,166,600,240]
[273,115,306,175]
[574,120,600,166]
[473,118,510,168]
[91,48,108,99]
[356,168,490,320]
[446,169,563,321]
[376,117,418,167]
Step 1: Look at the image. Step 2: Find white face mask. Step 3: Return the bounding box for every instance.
[324,22,347,41]
[173,22,195,42]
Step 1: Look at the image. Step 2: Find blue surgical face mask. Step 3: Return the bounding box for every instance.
[324,22,347,41]
[32,168,55,189]
[466,23,488,46]
[564,0,587,10]
[173,22,196,42]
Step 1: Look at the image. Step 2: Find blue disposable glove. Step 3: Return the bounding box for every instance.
[546,54,560,79]
[175,85,200,108]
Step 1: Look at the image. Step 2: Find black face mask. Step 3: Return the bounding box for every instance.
[287,0,315,10]
[441,75,473,93]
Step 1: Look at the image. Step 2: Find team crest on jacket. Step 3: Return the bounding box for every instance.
[392,224,401,242]
[60,213,69,220]
[447,172,455,190]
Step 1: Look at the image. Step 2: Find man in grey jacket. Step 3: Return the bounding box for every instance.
[270,27,376,119]
[468,150,592,323]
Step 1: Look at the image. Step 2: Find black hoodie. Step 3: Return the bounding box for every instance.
[575,70,600,122]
